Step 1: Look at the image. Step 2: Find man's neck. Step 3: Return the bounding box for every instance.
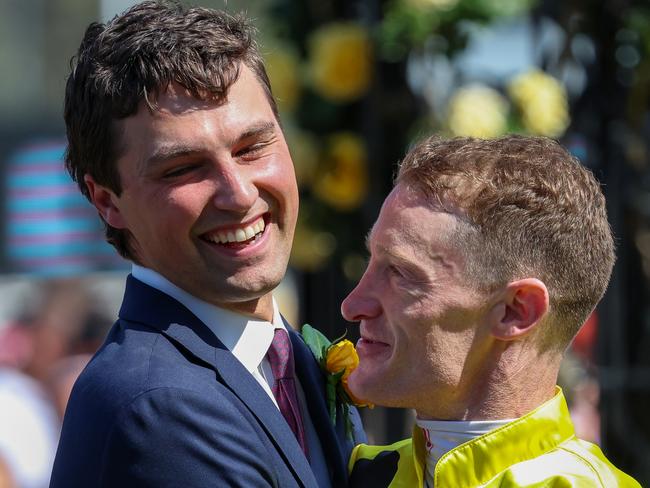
[416,347,561,421]
[217,294,275,322]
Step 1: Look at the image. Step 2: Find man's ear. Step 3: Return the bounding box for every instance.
[84,175,127,229]
[490,278,549,341]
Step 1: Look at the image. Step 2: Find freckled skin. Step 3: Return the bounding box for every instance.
[341,185,495,418]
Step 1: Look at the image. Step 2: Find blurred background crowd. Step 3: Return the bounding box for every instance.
[1,0,649,486]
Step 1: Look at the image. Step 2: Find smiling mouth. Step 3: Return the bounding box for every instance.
[201,214,268,248]
[359,338,389,346]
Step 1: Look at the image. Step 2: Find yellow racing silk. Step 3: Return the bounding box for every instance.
[348,388,641,487]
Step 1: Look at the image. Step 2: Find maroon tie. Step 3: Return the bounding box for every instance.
[267,328,308,457]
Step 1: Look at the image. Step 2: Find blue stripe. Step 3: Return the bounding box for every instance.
[7,194,91,211]
[8,218,102,235]
[19,264,109,278]
[8,242,115,259]
[7,172,75,188]
[9,146,66,165]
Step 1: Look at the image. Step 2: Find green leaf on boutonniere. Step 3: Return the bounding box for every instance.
[326,369,345,424]
[343,403,353,440]
[301,324,332,363]
[301,323,370,440]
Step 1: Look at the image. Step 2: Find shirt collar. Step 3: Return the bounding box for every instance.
[131,264,285,374]
[428,387,574,487]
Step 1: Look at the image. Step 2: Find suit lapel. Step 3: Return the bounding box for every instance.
[290,329,350,488]
[210,346,317,487]
[119,276,318,488]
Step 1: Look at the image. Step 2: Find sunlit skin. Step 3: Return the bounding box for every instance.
[85,66,299,321]
[341,184,557,420]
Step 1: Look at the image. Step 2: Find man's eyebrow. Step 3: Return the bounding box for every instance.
[143,121,278,168]
[365,233,406,263]
[145,145,203,167]
[368,232,438,271]
[233,121,276,144]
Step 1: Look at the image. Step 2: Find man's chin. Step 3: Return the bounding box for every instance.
[347,370,388,407]
[185,279,280,317]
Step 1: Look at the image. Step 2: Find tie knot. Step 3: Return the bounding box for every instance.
[268,328,294,380]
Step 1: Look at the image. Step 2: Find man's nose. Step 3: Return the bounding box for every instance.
[341,275,381,322]
[212,162,258,212]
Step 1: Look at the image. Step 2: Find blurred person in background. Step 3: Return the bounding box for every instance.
[0,127,125,488]
[0,366,58,488]
[51,2,365,487]
[343,135,640,487]
[44,354,91,421]
[0,458,15,488]
[0,280,111,488]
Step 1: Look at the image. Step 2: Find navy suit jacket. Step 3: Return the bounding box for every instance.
[50,276,365,487]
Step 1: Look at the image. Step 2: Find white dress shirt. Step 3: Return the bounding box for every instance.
[132,264,284,406]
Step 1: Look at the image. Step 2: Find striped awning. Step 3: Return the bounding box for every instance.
[4,141,127,276]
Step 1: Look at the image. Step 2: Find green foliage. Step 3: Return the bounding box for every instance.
[301,324,332,364]
[625,7,650,53]
[377,0,538,62]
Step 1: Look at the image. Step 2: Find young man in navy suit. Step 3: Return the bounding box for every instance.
[50,2,364,487]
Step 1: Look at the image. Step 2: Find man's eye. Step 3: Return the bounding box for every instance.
[163,165,196,178]
[236,141,270,159]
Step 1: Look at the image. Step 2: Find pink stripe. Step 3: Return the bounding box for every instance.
[8,207,96,221]
[8,231,102,246]
[14,142,65,152]
[9,186,78,198]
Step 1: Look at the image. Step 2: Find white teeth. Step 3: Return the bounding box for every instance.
[208,217,266,244]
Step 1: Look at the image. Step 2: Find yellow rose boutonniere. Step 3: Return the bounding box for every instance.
[325,339,373,407]
[325,339,358,379]
[301,324,373,438]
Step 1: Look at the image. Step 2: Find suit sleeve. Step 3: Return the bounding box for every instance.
[99,387,277,488]
[348,405,367,445]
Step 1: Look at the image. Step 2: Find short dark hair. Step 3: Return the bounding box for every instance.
[64,0,277,260]
[397,135,615,350]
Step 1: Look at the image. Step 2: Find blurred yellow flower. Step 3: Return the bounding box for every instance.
[290,221,336,272]
[509,69,570,138]
[313,132,368,211]
[265,47,302,113]
[285,128,319,188]
[447,85,509,138]
[325,339,358,379]
[308,23,373,103]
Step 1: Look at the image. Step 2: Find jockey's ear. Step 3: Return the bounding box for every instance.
[489,278,549,341]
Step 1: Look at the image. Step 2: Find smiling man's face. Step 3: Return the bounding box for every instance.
[88,66,298,319]
[341,184,494,416]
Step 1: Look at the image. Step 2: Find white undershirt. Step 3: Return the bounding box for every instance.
[415,417,515,488]
[132,264,282,407]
